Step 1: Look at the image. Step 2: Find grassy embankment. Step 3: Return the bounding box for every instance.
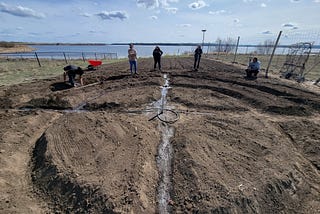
[207,53,320,81]
[0,58,128,86]
[0,42,127,86]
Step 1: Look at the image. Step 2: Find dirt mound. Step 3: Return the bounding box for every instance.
[0,57,320,213]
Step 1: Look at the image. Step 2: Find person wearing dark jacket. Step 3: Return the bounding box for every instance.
[194,45,203,71]
[63,65,84,87]
[153,46,163,71]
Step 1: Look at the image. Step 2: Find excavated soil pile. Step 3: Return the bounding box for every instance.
[0,57,319,213]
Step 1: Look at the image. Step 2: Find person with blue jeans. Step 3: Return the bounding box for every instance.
[245,57,261,78]
[128,43,138,75]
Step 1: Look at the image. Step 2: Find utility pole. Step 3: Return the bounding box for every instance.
[201,29,206,47]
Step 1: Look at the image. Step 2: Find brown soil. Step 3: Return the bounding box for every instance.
[0,57,319,213]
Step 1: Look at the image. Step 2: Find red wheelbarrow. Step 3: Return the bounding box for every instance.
[87,60,102,70]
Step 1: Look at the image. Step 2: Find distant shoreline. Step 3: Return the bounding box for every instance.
[0,44,35,53]
[24,42,200,46]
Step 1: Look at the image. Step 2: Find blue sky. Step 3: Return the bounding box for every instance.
[1,0,320,44]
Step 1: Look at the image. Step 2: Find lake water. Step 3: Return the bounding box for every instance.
[3,44,317,60]
[29,44,196,59]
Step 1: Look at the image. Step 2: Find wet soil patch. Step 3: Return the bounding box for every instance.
[50,82,73,92]
[264,105,310,116]
[23,95,72,110]
[0,97,13,109]
[83,102,121,111]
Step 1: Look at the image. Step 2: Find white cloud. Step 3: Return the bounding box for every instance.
[137,0,159,9]
[262,30,272,34]
[0,2,45,19]
[188,1,207,10]
[209,10,226,15]
[165,7,178,13]
[261,3,267,7]
[314,0,320,2]
[290,0,300,2]
[96,11,128,20]
[136,0,179,9]
[160,0,179,7]
[81,13,91,17]
[282,23,297,28]
[150,15,158,19]
[179,24,191,27]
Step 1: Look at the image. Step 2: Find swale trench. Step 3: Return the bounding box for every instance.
[148,73,179,214]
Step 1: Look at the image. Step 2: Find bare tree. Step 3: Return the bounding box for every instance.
[256,39,275,54]
[214,37,237,53]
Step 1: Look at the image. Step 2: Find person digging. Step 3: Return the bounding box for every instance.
[63,65,84,87]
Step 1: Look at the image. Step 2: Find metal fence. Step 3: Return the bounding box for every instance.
[0,51,118,67]
[201,30,320,83]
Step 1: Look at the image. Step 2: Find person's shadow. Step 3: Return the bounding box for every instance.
[50,82,73,91]
[244,76,257,81]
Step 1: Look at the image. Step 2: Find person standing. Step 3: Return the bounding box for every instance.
[153,46,163,71]
[194,45,203,71]
[128,43,138,75]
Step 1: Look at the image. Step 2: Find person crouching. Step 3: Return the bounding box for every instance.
[63,65,84,87]
[245,57,261,79]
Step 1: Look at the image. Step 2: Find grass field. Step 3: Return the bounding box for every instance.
[1,53,320,86]
[206,53,320,81]
[0,58,126,86]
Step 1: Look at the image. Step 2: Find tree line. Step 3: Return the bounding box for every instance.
[212,37,276,54]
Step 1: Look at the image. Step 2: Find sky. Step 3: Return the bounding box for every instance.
[1,0,320,44]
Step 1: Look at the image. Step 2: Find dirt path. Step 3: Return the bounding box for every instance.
[0,57,319,213]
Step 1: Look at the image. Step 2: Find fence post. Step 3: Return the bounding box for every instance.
[233,36,240,63]
[265,31,282,78]
[217,41,221,59]
[63,52,68,64]
[82,52,85,62]
[34,52,41,67]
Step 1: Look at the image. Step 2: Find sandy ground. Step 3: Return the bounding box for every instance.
[0,45,35,53]
[0,57,320,213]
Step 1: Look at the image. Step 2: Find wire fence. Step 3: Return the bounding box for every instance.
[0,51,118,67]
[1,28,320,84]
[203,29,320,83]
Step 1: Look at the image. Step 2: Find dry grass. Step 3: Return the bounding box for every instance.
[1,53,319,86]
[0,44,35,53]
[206,53,320,80]
[0,58,125,86]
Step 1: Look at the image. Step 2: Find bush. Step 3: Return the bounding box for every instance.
[0,42,16,48]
